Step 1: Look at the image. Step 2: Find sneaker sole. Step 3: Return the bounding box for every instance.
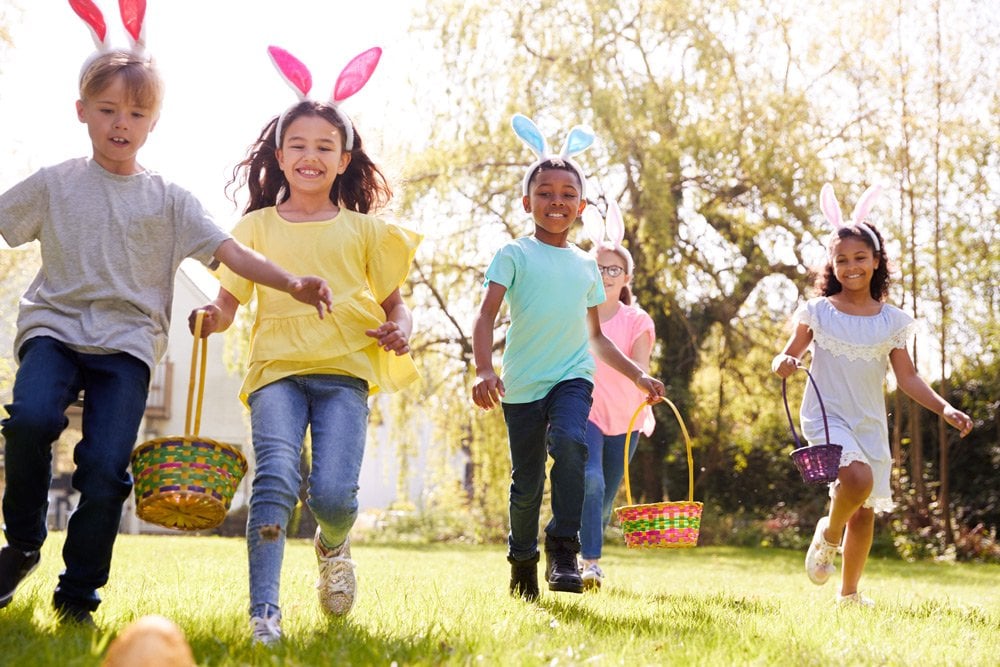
[548,580,584,594]
[582,577,602,591]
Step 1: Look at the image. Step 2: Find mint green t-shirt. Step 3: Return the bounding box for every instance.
[485,236,605,403]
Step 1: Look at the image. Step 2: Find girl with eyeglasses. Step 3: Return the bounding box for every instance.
[578,201,657,591]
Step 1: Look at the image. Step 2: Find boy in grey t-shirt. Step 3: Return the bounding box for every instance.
[0,26,332,625]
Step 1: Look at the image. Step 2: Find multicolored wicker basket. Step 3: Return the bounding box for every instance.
[784,367,842,485]
[615,397,703,549]
[131,312,247,530]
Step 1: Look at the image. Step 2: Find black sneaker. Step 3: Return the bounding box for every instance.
[0,545,41,609]
[544,535,583,594]
[53,598,97,628]
[507,553,540,601]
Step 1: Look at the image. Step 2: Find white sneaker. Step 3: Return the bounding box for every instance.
[805,517,839,585]
[581,562,604,591]
[250,610,282,645]
[315,528,357,616]
[836,592,875,608]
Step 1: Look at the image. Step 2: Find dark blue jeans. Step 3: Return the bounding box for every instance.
[501,378,592,561]
[580,422,639,560]
[2,336,149,611]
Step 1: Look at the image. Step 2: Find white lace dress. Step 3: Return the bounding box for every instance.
[793,297,918,512]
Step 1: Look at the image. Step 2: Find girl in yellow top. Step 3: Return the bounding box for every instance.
[191,46,421,645]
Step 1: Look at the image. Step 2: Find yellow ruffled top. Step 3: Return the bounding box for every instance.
[218,207,422,404]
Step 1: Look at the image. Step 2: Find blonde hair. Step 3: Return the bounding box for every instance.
[79,51,163,113]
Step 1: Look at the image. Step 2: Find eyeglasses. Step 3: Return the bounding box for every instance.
[598,265,625,277]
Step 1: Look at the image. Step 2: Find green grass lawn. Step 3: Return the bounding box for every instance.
[1,533,998,666]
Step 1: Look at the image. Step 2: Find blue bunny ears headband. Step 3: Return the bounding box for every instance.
[511,113,595,197]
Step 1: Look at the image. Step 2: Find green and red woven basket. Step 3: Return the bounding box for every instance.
[615,397,703,549]
[131,312,247,531]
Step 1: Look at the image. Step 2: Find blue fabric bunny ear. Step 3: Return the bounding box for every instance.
[511,114,547,159]
[560,125,595,158]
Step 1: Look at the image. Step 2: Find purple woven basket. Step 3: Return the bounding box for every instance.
[783,368,842,484]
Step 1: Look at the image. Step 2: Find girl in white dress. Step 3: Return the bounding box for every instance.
[772,183,973,607]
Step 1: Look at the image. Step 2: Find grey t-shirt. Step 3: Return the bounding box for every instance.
[0,157,231,370]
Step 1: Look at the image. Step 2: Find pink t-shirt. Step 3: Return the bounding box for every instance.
[588,303,656,436]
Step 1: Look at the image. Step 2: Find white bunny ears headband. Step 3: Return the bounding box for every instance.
[820,182,883,252]
[70,0,148,83]
[511,114,595,197]
[582,200,634,274]
[268,46,381,152]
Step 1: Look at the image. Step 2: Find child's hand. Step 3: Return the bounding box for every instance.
[771,354,800,378]
[943,405,974,437]
[288,276,333,318]
[472,370,505,410]
[365,321,410,355]
[636,374,665,404]
[188,306,220,337]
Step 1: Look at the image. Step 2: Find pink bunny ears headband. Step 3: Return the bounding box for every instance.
[582,200,634,274]
[511,114,595,197]
[70,0,148,82]
[268,46,381,152]
[820,182,883,252]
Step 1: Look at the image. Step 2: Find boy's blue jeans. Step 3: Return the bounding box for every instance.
[245,374,369,619]
[1,336,149,611]
[501,378,592,562]
[580,421,639,560]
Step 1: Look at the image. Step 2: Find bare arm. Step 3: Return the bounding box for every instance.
[588,307,664,402]
[365,288,413,355]
[890,347,974,437]
[471,282,507,410]
[188,287,240,337]
[772,322,813,378]
[213,239,332,318]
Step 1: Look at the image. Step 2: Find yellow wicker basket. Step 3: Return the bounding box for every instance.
[615,397,703,548]
[130,311,247,530]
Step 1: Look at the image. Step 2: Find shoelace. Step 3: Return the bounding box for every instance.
[317,553,356,594]
[251,614,281,643]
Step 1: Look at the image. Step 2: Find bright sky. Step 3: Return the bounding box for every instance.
[0,0,419,228]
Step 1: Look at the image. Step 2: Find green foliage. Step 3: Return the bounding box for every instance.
[393,0,1000,560]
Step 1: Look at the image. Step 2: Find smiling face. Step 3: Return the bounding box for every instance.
[596,247,631,300]
[275,113,352,198]
[830,236,879,293]
[522,167,586,246]
[76,74,158,175]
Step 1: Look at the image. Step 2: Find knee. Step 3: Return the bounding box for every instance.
[308,484,358,522]
[2,403,67,446]
[548,429,588,462]
[835,462,874,501]
[584,469,604,498]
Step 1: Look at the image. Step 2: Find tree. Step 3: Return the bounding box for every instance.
[393,0,998,538]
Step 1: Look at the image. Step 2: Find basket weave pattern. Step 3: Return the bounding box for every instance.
[132,436,248,530]
[783,368,842,485]
[618,501,703,548]
[615,397,703,549]
[130,312,248,531]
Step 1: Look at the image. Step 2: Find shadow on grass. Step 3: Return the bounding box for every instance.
[535,587,782,641]
[186,615,470,665]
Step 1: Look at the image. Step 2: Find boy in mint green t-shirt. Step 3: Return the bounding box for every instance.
[471,115,664,601]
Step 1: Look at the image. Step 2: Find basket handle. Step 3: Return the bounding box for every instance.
[622,397,695,507]
[184,310,209,437]
[781,366,831,447]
